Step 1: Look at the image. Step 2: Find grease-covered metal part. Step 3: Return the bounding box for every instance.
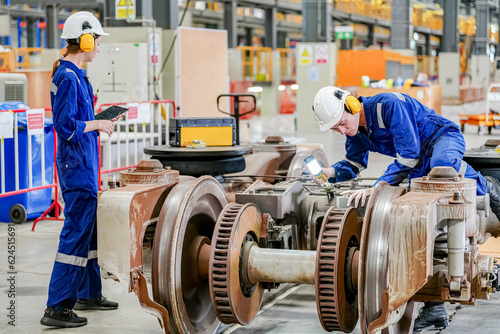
[362,168,489,333]
[235,180,306,220]
[120,159,177,186]
[411,167,476,204]
[358,184,414,334]
[251,136,297,171]
[412,166,500,241]
[97,160,180,333]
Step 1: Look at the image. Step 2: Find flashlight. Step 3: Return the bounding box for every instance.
[304,155,331,190]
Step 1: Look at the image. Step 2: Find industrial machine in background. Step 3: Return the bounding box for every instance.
[96,138,500,334]
[0,72,27,104]
[87,42,149,105]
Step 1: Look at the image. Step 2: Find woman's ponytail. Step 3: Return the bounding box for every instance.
[51,50,69,78]
[51,42,80,78]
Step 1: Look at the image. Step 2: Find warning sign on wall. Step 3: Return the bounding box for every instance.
[314,44,329,65]
[298,45,313,66]
[116,0,135,20]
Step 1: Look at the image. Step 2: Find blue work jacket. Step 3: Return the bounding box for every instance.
[50,60,98,192]
[330,92,458,186]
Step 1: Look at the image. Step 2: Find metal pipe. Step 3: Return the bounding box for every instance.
[142,115,146,160]
[134,122,138,165]
[107,123,111,182]
[41,119,45,186]
[14,113,18,190]
[28,131,32,189]
[0,184,54,198]
[125,112,129,167]
[448,218,465,290]
[246,244,316,285]
[117,112,121,171]
[17,17,21,48]
[46,4,59,49]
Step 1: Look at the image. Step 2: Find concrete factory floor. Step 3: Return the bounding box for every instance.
[2,101,500,334]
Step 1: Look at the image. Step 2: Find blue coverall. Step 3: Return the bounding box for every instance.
[47,60,101,309]
[329,92,487,195]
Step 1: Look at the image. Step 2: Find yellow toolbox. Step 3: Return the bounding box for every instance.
[169,117,236,147]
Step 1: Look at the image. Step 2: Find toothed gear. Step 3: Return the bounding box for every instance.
[210,203,242,323]
[209,203,264,325]
[315,207,360,333]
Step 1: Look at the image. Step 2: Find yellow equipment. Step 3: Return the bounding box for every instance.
[169,117,236,147]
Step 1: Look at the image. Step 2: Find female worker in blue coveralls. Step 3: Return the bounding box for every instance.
[40,11,119,328]
[312,86,500,333]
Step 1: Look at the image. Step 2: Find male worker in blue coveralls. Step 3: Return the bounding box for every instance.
[40,11,119,328]
[312,86,500,333]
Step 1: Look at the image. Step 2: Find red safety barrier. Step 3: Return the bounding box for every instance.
[31,135,63,231]
[0,108,63,230]
[96,100,175,191]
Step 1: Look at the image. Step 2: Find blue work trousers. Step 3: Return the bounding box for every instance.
[428,130,487,195]
[46,189,101,309]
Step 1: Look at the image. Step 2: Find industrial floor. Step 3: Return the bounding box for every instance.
[2,101,500,334]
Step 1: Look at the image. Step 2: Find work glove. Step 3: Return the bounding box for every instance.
[341,187,374,208]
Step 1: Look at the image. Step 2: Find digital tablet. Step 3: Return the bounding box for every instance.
[95,105,128,121]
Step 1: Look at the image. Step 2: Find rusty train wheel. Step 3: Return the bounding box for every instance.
[358,184,412,334]
[209,202,265,325]
[152,176,227,334]
[315,207,361,333]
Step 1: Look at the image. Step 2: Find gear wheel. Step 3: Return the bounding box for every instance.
[210,203,242,323]
[315,207,360,333]
[209,202,264,325]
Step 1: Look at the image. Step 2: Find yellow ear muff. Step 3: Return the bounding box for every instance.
[345,95,361,114]
[80,33,95,52]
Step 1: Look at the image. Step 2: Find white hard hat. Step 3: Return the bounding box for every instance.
[312,86,350,131]
[61,11,109,39]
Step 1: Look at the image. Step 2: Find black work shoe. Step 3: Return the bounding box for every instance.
[40,306,87,328]
[485,176,500,220]
[413,302,449,333]
[74,296,119,310]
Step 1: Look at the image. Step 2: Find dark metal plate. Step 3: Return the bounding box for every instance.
[144,145,251,158]
[464,149,500,180]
